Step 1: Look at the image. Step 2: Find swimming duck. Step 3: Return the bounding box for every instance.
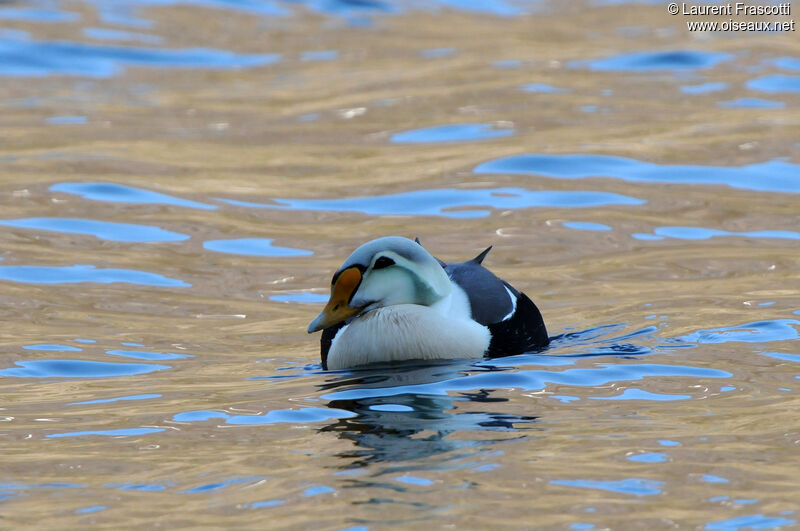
[308,236,548,370]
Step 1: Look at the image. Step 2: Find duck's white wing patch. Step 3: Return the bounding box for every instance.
[445,260,516,326]
[501,285,517,322]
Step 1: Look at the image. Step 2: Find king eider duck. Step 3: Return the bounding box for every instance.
[307,236,548,370]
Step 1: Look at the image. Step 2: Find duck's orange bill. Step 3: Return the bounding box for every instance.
[307,266,363,333]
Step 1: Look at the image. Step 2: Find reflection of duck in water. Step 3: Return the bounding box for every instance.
[308,236,548,370]
[318,363,539,465]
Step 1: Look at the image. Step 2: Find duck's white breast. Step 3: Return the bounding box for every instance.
[326,304,490,370]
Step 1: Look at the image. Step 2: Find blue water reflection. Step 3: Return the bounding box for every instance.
[45,115,88,124]
[563,221,611,231]
[522,83,569,93]
[420,47,456,58]
[681,82,727,94]
[106,349,193,360]
[173,407,357,424]
[627,452,668,463]
[0,482,87,495]
[147,319,748,508]
[70,0,547,27]
[394,475,434,485]
[0,217,189,242]
[269,292,328,303]
[0,7,80,23]
[203,238,313,257]
[705,514,796,530]
[299,0,533,17]
[318,390,538,463]
[83,27,164,44]
[391,123,513,143]
[105,482,168,491]
[249,499,285,508]
[590,388,691,401]
[46,427,165,438]
[633,226,800,241]
[181,476,263,494]
[633,233,664,241]
[550,478,663,496]
[89,2,156,28]
[746,74,800,93]
[75,506,106,514]
[680,319,799,344]
[220,187,644,218]
[320,363,729,400]
[0,37,280,77]
[0,265,190,287]
[773,57,800,71]
[425,0,531,16]
[0,359,169,378]
[303,485,335,496]
[718,98,784,109]
[88,0,288,18]
[368,404,414,412]
[759,352,800,363]
[70,393,162,405]
[568,50,732,72]
[580,105,607,113]
[242,320,735,466]
[51,182,216,210]
[474,154,800,194]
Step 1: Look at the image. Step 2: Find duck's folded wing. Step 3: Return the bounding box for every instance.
[485,291,549,357]
[444,252,549,356]
[444,258,517,326]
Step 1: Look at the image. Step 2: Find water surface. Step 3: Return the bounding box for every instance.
[1,0,798,529]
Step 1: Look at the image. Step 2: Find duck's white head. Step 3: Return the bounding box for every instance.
[307,236,451,333]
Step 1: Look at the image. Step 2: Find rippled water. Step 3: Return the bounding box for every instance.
[1,0,799,528]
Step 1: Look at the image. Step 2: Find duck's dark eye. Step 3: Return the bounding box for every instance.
[373,256,395,270]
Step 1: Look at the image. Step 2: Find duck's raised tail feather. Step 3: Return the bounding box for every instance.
[471,246,492,265]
